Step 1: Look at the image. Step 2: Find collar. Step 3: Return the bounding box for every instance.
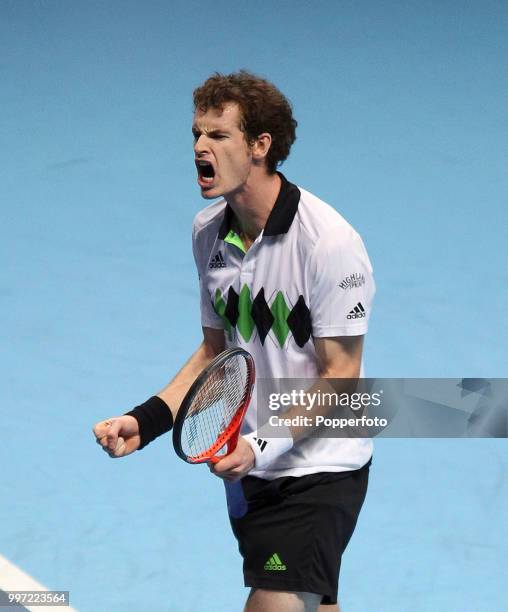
[217,172,301,240]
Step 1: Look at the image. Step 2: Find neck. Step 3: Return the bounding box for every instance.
[225,169,281,241]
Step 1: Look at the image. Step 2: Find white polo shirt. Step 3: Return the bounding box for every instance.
[192,173,375,479]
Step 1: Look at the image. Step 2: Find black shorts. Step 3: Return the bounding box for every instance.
[230,459,371,606]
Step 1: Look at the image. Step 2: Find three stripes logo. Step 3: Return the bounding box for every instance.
[209,251,226,269]
[253,437,267,452]
[347,302,366,320]
[264,553,287,571]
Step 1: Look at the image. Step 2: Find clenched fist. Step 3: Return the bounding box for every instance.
[93,415,140,458]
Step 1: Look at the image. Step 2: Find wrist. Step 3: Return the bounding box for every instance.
[243,428,293,470]
[125,396,173,450]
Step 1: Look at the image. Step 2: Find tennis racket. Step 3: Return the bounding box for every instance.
[172,347,255,518]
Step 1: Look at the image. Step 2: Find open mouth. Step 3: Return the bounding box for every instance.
[196,160,216,183]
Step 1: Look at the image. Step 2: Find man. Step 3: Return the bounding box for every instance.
[93,71,375,612]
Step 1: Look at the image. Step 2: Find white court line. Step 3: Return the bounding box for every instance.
[0,555,76,611]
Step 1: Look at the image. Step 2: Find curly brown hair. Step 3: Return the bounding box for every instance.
[193,70,297,174]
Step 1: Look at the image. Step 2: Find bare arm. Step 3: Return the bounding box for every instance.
[314,335,363,379]
[93,326,224,457]
[156,326,225,420]
[288,335,364,441]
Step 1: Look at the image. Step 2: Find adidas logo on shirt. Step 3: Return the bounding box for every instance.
[264,553,287,571]
[347,302,366,319]
[209,251,226,269]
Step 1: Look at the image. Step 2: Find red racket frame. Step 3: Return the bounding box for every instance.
[173,348,255,464]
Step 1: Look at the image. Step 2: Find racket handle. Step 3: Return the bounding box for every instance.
[224,480,248,519]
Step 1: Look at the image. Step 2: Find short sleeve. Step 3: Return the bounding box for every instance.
[308,227,375,337]
[192,221,224,330]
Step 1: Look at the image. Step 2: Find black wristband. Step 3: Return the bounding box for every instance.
[125,396,173,450]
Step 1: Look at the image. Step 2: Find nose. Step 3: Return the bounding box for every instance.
[194,134,209,156]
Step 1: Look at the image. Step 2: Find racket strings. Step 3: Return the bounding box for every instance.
[181,355,250,459]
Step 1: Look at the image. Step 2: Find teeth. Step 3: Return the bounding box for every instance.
[196,159,215,181]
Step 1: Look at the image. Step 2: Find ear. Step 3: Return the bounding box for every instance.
[251,132,272,165]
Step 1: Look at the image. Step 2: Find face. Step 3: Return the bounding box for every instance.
[192,102,253,199]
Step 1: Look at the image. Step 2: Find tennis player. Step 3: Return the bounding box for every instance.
[93,71,375,612]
